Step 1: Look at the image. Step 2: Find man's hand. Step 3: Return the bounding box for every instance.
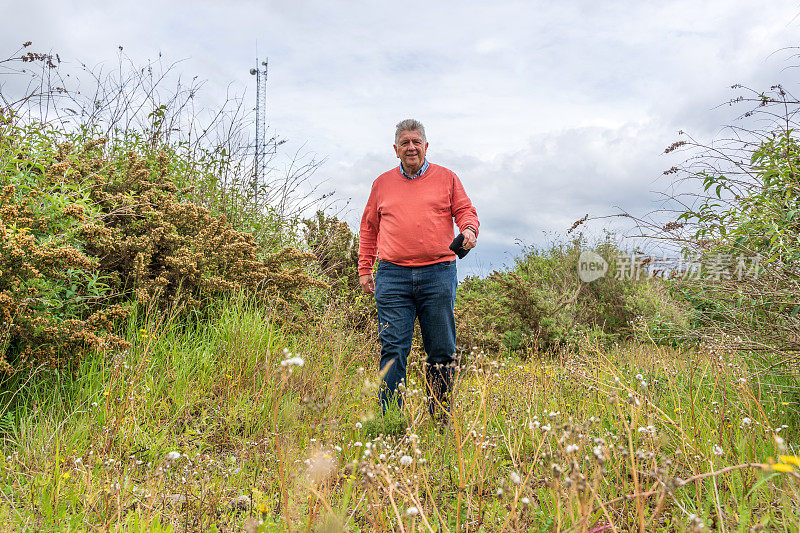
[463,227,477,250]
[359,273,375,295]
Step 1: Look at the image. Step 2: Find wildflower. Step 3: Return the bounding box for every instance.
[521,497,530,505]
[541,424,552,432]
[779,455,800,467]
[741,417,752,426]
[781,401,790,406]
[400,455,413,466]
[280,357,304,367]
[712,445,724,456]
[565,444,579,454]
[406,506,419,516]
[61,472,70,480]
[496,487,504,495]
[355,422,362,429]
[510,471,521,485]
[772,463,794,473]
[635,373,643,381]
[165,451,181,463]
[673,407,681,413]
[354,442,362,447]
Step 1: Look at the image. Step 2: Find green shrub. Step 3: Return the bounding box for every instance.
[664,86,800,350]
[455,237,689,354]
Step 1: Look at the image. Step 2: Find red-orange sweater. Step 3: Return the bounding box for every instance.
[358,163,479,276]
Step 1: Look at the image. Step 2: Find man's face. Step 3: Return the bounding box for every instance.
[394,129,428,173]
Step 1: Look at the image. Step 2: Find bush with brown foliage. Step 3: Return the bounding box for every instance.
[0,116,325,373]
[303,210,376,329]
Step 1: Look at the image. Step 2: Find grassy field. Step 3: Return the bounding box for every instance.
[0,296,798,532]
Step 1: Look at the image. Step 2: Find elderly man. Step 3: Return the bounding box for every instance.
[358,119,479,418]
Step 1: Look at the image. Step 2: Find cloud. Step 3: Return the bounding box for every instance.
[3,0,800,277]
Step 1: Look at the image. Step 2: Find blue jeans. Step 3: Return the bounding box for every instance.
[374,260,458,413]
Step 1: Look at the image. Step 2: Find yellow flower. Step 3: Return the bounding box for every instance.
[779,455,800,467]
[61,472,71,480]
[674,408,681,413]
[781,402,790,406]
[772,463,794,473]
[139,329,147,334]
[258,503,269,514]
[103,390,110,396]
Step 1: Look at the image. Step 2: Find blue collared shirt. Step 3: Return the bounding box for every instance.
[399,158,429,179]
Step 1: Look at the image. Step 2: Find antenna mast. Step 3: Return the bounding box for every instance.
[249,57,273,204]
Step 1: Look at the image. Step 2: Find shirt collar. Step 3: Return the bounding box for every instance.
[399,158,429,179]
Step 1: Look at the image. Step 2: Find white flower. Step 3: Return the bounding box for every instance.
[635,373,643,381]
[712,445,724,456]
[406,506,419,516]
[741,417,752,426]
[165,451,181,463]
[355,422,362,429]
[541,424,552,432]
[509,472,521,485]
[521,497,530,505]
[400,455,413,466]
[354,442,362,447]
[379,454,386,461]
[280,357,304,367]
[565,444,579,454]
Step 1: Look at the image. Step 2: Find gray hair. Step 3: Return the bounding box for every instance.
[395,119,426,145]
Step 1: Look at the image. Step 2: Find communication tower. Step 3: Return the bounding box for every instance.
[249,57,274,202]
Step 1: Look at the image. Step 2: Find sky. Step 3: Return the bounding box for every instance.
[4,0,800,277]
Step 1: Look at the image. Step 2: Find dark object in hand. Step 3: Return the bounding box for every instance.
[449,233,470,259]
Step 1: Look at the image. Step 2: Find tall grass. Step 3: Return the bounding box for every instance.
[0,296,797,531]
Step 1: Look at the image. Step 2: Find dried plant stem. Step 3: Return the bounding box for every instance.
[601,462,768,508]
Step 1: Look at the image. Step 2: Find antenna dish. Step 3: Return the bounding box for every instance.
[249,68,257,75]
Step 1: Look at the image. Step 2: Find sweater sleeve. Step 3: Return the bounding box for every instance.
[358,183,380,276]
[450,172,480,237]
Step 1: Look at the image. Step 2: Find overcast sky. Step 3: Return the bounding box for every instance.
[4,0,800,276]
